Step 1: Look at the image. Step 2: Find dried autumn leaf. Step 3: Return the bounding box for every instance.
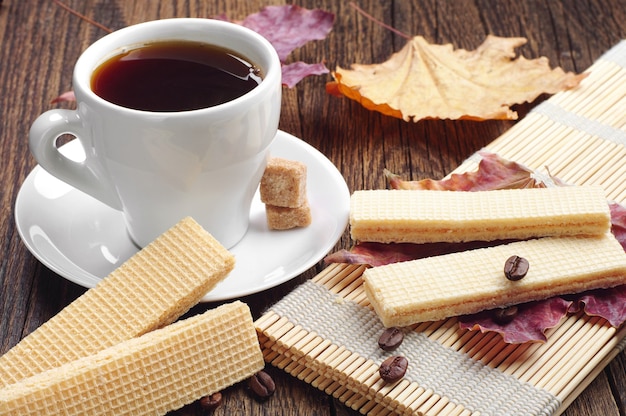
[222,5,334,87]
[329,35,587,121]
[281,62,330,88]
[50,90,76,104]
[610,202,626,250]
[238,5,334,62]
[458,298,572,344]
[385,152,545,191]
[572,285,626,328]
[323,239,510,267]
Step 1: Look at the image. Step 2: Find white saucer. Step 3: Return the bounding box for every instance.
[15,130,350,302]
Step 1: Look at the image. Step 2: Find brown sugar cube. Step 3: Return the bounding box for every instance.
[260,157,307,208]
[266,201,312,230]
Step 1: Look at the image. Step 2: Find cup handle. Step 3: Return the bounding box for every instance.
[29,109,122,210]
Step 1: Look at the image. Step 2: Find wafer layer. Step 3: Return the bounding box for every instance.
[0,217,235,387]
[0,301,264,416]
[349,186,610,244]
[363,233,626,326]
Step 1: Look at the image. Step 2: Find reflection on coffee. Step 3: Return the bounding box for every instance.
[91,40,262,112]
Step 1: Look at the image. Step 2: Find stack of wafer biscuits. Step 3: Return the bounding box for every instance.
[0,217,265,415]
[351,186,626,326]
[261,157,312,229]
[0,301,263,415]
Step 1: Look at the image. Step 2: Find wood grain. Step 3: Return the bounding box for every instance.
[0,1,624,415]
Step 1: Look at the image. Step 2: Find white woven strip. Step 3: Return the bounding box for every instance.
[531,101,626,147]
[527,41,626,148]
[269,280,560,416]
[600,39,626,68]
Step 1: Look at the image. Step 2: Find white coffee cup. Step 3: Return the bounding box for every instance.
[29,18,282,248]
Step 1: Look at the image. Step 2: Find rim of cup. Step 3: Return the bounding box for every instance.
[73,18,281,116]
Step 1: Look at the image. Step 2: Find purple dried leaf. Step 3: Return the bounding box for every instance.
[51,90,76,103]
[281,61,329,88]
[459,298,572,344]
[240,5,334,62]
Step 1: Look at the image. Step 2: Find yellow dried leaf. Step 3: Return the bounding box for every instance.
[329,35,587,121]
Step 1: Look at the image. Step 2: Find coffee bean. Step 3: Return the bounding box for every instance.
[248,370,275,400]
[492,306,518,325]
[199,392,222,412]
[379,355,408,383]
[378,327,404,351]
[504,255,529,281]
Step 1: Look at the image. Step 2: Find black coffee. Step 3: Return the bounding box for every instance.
[91,40,262,112]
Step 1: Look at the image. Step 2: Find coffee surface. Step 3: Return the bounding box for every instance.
[91,40,262,112]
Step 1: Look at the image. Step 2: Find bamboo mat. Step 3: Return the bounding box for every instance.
[255,40,626,415]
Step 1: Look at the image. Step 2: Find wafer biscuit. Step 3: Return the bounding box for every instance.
[363,233,626,327]
[0,217,235,387]
[0,301,264,416]
[350,186,610,244]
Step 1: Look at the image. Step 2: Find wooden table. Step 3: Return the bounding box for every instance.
[1,1,625,415]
